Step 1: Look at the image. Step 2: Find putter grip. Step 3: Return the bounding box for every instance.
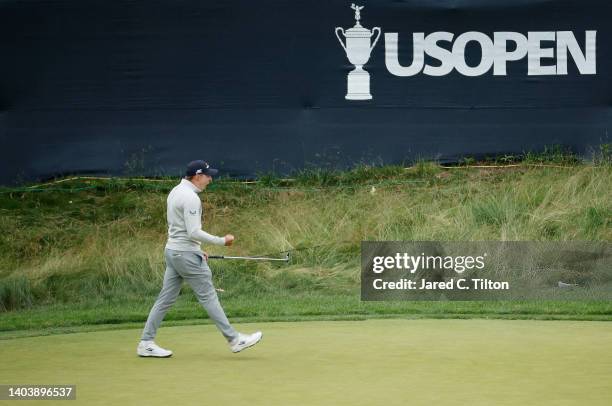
[207,255,224,259]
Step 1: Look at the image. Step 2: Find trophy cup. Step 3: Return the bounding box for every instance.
[335,4,381,100]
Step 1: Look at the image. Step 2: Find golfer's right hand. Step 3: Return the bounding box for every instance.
[224,234,235,246]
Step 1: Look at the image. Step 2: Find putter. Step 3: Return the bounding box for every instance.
[558,281,579,288]
[208,252,291,262]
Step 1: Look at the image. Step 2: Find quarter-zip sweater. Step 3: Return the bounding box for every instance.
[165,179,226,251]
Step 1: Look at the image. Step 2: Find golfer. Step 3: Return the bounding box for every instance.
[137,160,262,357]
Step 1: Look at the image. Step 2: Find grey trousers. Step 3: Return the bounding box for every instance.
[141,248,238,342]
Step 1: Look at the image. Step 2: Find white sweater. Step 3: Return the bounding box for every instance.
[164,179,226,251]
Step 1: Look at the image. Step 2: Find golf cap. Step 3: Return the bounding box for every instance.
[185,160,219,177]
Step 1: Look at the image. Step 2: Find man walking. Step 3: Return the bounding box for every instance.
[137,160,262,357]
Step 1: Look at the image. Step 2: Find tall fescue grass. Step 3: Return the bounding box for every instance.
[1,162,610,314]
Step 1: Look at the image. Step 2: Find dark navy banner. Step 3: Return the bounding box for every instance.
[0,0,610,184]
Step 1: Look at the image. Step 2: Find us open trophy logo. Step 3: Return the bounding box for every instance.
[335,4,381,100]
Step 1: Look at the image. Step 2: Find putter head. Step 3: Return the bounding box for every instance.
[284,251,291,262]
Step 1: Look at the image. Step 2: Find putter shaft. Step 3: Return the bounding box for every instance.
[208,255,289,262]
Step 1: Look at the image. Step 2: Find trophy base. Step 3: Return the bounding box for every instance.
[345,93,372,100]
[345,69,372,101]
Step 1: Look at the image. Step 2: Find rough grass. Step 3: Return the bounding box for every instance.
[0,161,611,328]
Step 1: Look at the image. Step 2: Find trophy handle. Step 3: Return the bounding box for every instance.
[370,27,381,52]
[335,27,347,52]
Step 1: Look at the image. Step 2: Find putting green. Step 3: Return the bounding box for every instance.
[1,319,611,405]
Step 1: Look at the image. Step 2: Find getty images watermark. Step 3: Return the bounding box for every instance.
[361,241,612,301]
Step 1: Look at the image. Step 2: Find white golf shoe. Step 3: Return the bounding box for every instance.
[229,331,263,353]
[137,341,173,358]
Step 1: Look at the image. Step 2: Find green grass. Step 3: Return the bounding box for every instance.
[1,158,611,332]
[2,296,612,339]
[3,320,612,405]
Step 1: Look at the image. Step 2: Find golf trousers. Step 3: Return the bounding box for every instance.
[141,248,238,342]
